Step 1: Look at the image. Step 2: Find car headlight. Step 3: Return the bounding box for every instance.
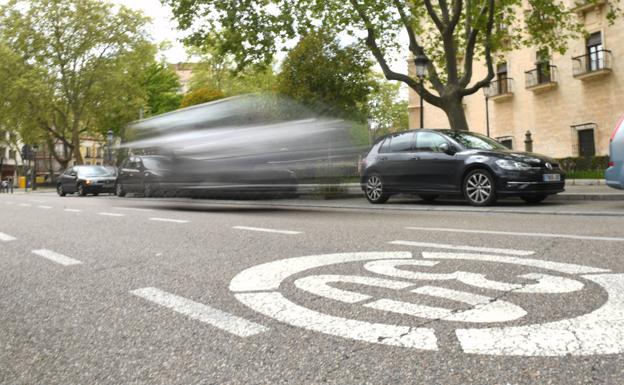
[85,180,92,185]
[495,159,532,171]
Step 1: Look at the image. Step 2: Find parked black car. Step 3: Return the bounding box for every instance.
[360,129,565,206]
[116,155,169,197]
[57,165,117,196]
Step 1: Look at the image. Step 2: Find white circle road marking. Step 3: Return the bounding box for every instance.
[230,251,624,356]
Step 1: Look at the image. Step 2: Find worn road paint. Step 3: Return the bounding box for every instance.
[294,275,414,304]
[389,240,534,256]
[149,218,189,224]
[37,205,53,209]
[64,209,82,213]
[32,249,83,266]
[232,226,302,235]
[18,203,31,207]
[98,212,125,217]
[131,287,268,337]
[0,232,16,242]
[407,226,624,242]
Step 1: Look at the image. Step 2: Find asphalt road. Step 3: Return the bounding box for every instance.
[1,191,624,384]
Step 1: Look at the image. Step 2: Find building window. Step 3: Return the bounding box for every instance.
[578,129,596,157]
[0,147,5,158]
[587,32,603,71]
[85,147,92,159]
[497,137,514,150]
[536,49,551,84]
[8,150,16,159]
[496,63,509,94]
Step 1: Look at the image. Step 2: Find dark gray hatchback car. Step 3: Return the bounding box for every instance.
[360,129,565,206]
[57,165,117,196]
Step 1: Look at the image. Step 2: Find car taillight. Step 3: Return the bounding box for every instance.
[609,161,615,167]
[611,114,624,142]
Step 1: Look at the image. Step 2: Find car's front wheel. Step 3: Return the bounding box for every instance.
[364,174,389,204]
[77,183,87,197]
[57,184,66,197]
[143,183,153,198]
[116,183,126,197]
[520,194,548,204]
[463,169,497,206]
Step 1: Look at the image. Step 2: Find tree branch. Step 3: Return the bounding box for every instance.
[423,0,446,32]
[350,0,442,107]
[459,0,489,88]
[462,0,496,96]
[438,0,450,23]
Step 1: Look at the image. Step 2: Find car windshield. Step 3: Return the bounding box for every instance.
[142,157,170,170]
[77,166,114,177]
[443,131,508,150]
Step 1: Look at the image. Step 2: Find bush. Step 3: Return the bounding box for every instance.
[556,156,608,179]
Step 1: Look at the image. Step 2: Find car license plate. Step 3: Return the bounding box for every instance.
[543,174,561,182]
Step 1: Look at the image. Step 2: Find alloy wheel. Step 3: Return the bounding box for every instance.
[465,172,493,205]
[365,175,389,204]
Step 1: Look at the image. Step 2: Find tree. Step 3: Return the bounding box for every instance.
[180,87,225,108]
[368,80,409,138]
[164,0,622,131]
[0,0,155,167]
[277,31,376,119]
[141,61,183,117]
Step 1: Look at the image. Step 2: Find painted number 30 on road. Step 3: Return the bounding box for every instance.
[230,251,624,356]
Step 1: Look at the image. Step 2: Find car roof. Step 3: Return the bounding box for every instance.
[375,128,451,142]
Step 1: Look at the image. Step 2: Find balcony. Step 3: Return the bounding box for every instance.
[486,78,513,101]
[525,65,557,93]
[573,49,612,80]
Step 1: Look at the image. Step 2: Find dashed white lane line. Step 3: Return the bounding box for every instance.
[233,226,302,235]
[31,249,83,266]
[4,202,14,205]
[389,240,534,256]
[98,212,125,217]
[0,232,17,242]
[113,207,154,212]
[64,209,82,213]
[18,203,31,207]
[130,287,269,337]
[406,226,624,242]
[37,205,53,209]
[29,199,46,203]
[149,218,189,224]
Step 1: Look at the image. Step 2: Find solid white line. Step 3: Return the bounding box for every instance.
[233,226,302,235]
[406,226,624,242]
[98,212,125,217]
[130,287,268,337]
[38,205,53,209]
[64,209,82,213]
[149,217,189,224]
[389,240,534,256]
[0,232,17,242]
[31,249,83,266]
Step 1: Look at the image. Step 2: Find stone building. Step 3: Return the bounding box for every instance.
[408,0,624,158]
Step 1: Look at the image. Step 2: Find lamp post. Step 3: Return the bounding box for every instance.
[483,83,491,137]
[107,130,114,165]
[31,145,38,191]
[414,54,428,129]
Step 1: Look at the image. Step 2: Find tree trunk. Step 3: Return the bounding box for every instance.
[442,96,470,131]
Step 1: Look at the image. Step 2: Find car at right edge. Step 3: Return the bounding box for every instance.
[360,129,565,206]
[606,114,624,190]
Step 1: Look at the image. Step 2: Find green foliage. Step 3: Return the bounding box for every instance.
[180,87,225,108]
[276,31,376,120]
[142,61,183,116]
[0,0,155,166]
[558,156,609,175]
[368,79,409,138]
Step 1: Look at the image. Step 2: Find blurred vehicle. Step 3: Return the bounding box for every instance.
[56,165,116,196]
[116,155,170,197]
[360,129,565,206]
[606,114,624,190]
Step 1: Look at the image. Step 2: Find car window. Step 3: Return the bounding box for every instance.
[378,138,390,153]
[415,132,448,152]
[388,132,414,153]
[77,166,114,178]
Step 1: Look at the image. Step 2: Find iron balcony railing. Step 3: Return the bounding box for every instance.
[487,78,513,97]
[525,65,557,88]
[573,49,612,76]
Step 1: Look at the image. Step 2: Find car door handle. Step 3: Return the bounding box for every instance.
[378,156,388,161]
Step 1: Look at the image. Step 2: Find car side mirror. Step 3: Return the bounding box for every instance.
[439,142,456,155]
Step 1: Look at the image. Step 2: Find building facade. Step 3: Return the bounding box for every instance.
[409,0,624,158]
[0,130,23,181]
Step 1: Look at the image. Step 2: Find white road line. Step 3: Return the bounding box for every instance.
[389,240,534,256]
[406,226,624,242]
[98,212,125,217]
[4,202,14,205]
[64,209,82,213]
[149,218,189,224]
[37,205,53,209]
[31,249,83,266]
[233,226,302,235]
[29,199,45,203]
[130,287,268,337]
[0,232,17,242]
[18,203,31,207]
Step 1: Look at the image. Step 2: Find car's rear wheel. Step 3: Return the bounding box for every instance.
[77,183,87,197]
[57,184,66,197]
[364,174,389,204]
[93,192,99,196]
[143,183,153,198]
[116,183,126,197]
[520,194,548,204]
[463,169,497,206]
[419,194,439,203]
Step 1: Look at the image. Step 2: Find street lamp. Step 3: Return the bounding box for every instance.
[414,54,429,129]
[107,130,114,165]
[483,83,491,137]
